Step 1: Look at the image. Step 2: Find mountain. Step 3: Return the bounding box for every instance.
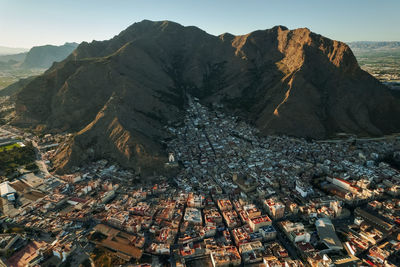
[0,46,29,55]
[0,43,79,97]
[348,41,400,51]
[12,20,400,174]
[0,52,27,63]
[0,43,78,66]
[22,42,79,69]
[348,41,400,58]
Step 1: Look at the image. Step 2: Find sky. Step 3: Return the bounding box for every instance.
[0,0,399,48]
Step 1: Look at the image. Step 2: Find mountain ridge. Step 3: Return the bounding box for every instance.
[12,20,400,174]
[22,42,78,69]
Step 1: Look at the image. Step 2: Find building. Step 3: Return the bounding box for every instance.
[296,181,313,198]
[92,224,143,259]
[249,215,272,232]
[259,225,277,241]
[222,210,240,229]
[354,208,394,233]
[331,177,360,194]
[315,218,343,251]
[279,221,310,243]
[168,152,175,162]
[210,246,241,267]
[149,243,170,255]
[331,177,351,190]
[218,199,233,211]
[243,204,261,219]
[264,258,304,267]
[204,208,222,226]
[231,226,251,246]
[187,193,205,208]
[52,241,75,262]
[264,198,285,219]
[239,241,264,264]
[184,208,202,225]
[0,182,16,199]
[368,246,390,264]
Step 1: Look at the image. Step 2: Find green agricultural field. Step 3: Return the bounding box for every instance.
[0,142,21,152]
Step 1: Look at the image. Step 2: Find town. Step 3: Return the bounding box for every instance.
[0,97,399,267]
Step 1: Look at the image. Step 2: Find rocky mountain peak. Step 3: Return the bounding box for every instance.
[12,20,400,174]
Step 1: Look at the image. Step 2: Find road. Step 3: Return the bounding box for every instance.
[272,222,300,260]
[29,138,55,179]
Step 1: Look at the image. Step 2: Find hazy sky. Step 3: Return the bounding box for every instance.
[1,0,399,48]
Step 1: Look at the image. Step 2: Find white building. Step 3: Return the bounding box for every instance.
[295,181,313,197]
[280,221,310,243]
[0,182,16,198]
[169,153,175,162]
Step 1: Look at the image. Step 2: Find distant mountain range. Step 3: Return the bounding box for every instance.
[0,42,79,95]
[9,20,400,174]
[22,42,78,69]
[0,46,29,55]
[348,41,400,50]
[0,52,27,63]
[348,41,400,56]
[0,43,78,69]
